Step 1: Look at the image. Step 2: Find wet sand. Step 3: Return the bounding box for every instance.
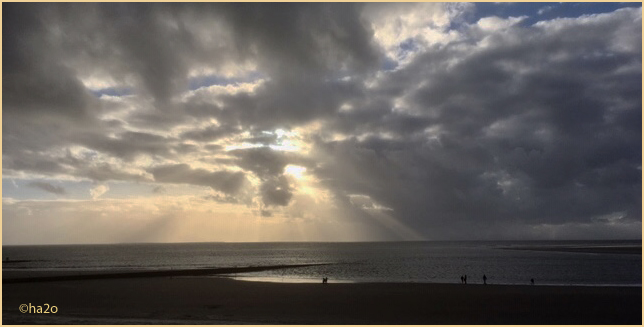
[3,263,328,284]
[3,276,641,324]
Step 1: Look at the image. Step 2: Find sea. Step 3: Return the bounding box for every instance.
[2,240,641,286]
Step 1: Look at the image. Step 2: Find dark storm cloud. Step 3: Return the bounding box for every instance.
[5,2,379,114]
[2,4,98,122]
[149,164,247,195]
[216,78,366,131]
[229,147,312,209]
[310,8,642,239]
[3,3,641,240]
[2,4,105,172]
[231,147,289,179]
[27,181,67,195]
[226,146,323,210]
[2,2,380,174]
[260,175,293,207]
[229,146,316,178]
[214,2,380,78]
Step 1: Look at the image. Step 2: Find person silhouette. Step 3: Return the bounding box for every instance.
[322,277,328,284]
[531,278,534,285]
[460,275,464,284]
[483,274,487,285]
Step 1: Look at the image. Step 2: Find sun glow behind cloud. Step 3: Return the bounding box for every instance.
[284,165,306,179]
[224,129,302,152]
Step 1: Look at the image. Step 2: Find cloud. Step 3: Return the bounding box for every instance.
[90,184,109,199]
[179,125,240,142]
[196,3,639,239]
[260,175,293,207]
[215,3,380,79]
[537,5,554,15]
[307,6,642,239]
[231,147,289,179]
[363,3,473,60]
[475,15,526,31]
[27,181,67,195]
[2,3,641,242]
[2,4,98,123]
[76,131,177,161]
[149,163,247,195]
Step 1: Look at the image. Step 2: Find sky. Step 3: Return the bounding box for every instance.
[2,2,642,244]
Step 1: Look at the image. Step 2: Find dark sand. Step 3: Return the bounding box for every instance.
[3,275,641,324]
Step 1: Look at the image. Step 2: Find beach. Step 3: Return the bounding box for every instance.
[3,272,641,324]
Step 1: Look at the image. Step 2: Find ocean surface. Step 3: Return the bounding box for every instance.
[2,240,641,286]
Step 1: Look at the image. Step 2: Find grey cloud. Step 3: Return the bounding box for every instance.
[27,181,67,195]
[172,143,200,156]
[203,193,239,204]
[2,4,98,123]
[217,78,366,131]
[241,134,278,146]
[231,147,288,179]
[215,3,380,79]
[7,3,380,112]
[230,147,316,180]
[308,8,641,239]
[225,147,300,208]
[204,144,224,152]
[149,163,247,195]
[180,125,241,142]
[3,3,379,173]
[44,3,195,106]
[3,3,641,240]
[76,131,175,161]
[260,175,293,207]
[3,153,67,177]
[3,149,149,184]
[79,164,149,183]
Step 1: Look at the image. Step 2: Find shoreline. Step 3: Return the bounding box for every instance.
[223,275,643,287]
[3,275,641,324]
[2,263,329,284]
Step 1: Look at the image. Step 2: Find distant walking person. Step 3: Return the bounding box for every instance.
[460,275,464,284]
[483,274,487,285]
[531,278,534,285]
[322,277,328,284]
